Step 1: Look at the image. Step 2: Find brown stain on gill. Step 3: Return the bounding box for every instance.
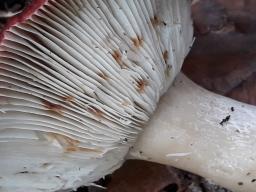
[136,79,148,93]
[62,95,75,102]
[98,72,109,80]
[131,36,143,48]
[42,100,64,115]
[151,15,167,27]
[151,15,161,27]
[112,50,122,65]
[163,50,169,64]
[163,50,172,77]
[47,133,101,153]
[88,106,104,118]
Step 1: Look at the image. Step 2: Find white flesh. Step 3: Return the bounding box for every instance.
[130,73,256,192]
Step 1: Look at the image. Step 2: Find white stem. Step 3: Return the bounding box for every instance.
[129,73,256,192]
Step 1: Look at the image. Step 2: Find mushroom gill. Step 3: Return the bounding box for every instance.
[0,0,193,191]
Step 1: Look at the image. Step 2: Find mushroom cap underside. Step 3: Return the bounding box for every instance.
[0,0,193,191]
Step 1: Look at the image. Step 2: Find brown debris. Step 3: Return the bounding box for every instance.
[192,0,227,35]
[226,73,256,105]
[183,0,256,106]
[108,160,184,192]
[107,160,233,192]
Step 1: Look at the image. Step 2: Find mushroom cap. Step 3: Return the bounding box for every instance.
[0,0,193,191]
[0,0,28,18]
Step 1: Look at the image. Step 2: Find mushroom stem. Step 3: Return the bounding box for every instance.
[129,73,256,192]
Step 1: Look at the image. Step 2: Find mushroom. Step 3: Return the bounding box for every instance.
[0,0,255,192]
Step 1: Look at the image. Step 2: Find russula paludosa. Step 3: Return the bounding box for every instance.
[0,0,256,192]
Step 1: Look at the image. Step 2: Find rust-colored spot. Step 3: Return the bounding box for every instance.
[131,36,143,48]
[65,146,101,153]
[111,50,122,65]
[98,72,109,80]
[151,15,161,27]
[150,15,167,27]
[48,133,80,146]
[47,133,101,153]
[88,106,104,118]
[42,100,64,115]
[136,79,148,93]
[62,95,75,103]
[163,50,169,64]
